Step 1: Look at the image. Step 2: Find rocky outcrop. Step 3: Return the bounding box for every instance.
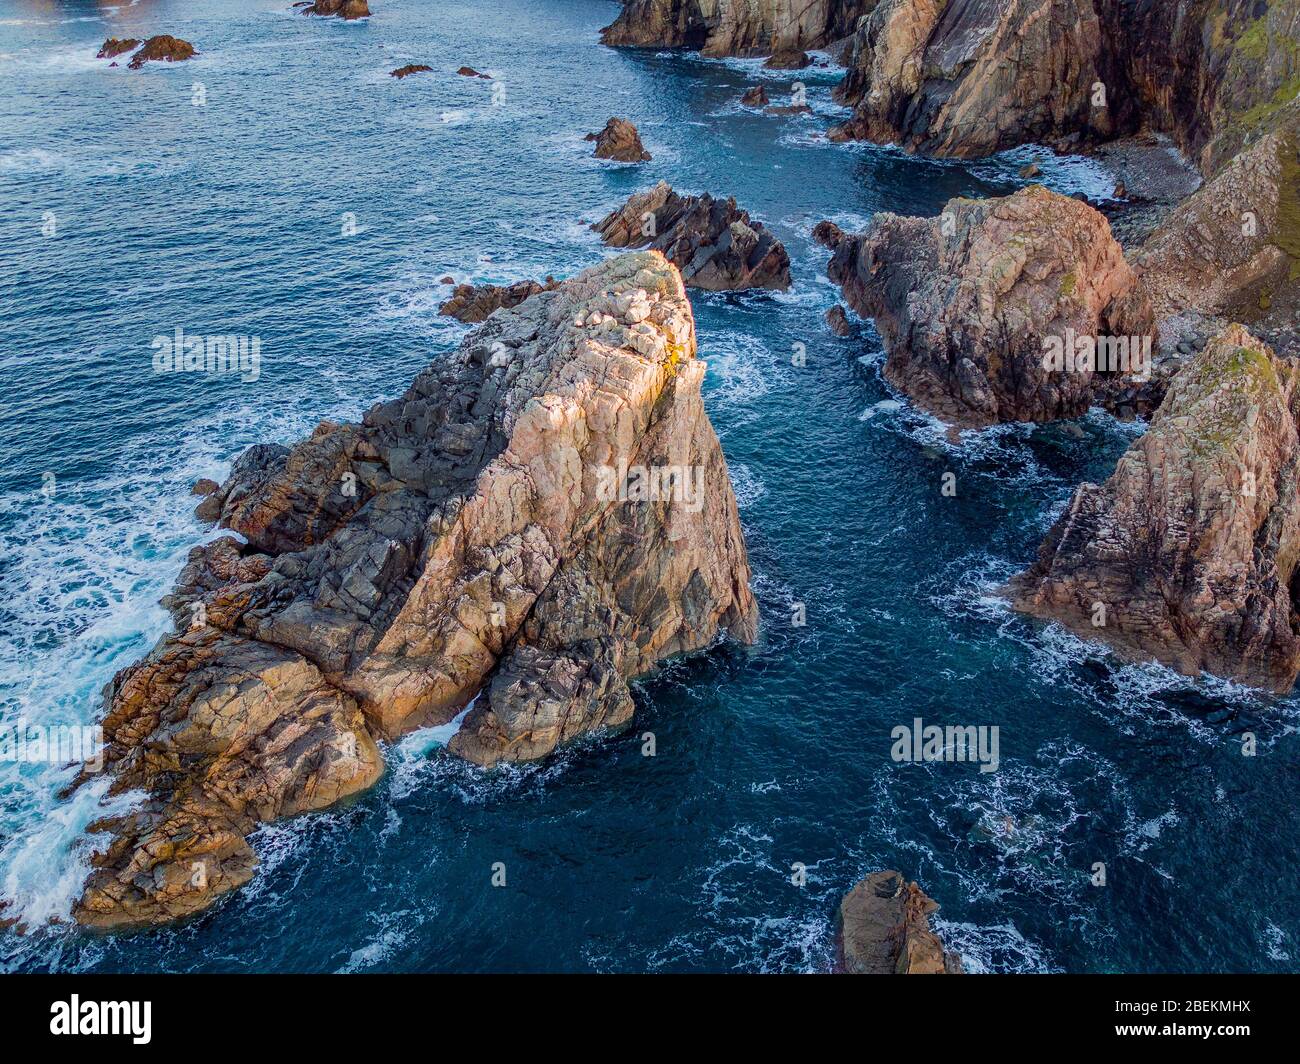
[586,117,652,162]
[391,64,433,79]
[594,182,791,291]
[438,278,559,323]
[829,0,1300,170]
[96,38,139,60]
[120,35,197,69]
[301,0,370,18]
[741,85,769,107]
[836,871,963,974]
[74,252,757,927]
[830,0,1120,156]
[1134,121,1300,357]
[600,0,873,58]
[1010,325,1300,691]
[457,66,491,79]
[816,186,1154,426]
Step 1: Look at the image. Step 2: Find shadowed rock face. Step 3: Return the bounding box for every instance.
[830,0,1300,169]
[594,182,792,291]
[1010,325,1300,691]
[585,117,653,162]
[438,278,559,323]
[817,185,1154,426]
[836,871,963,974]
[74,252,757,927]
[600,0,873,57]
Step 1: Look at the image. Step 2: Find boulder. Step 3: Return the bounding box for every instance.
[457,66,491,79]
[764,49,810,69]
[594,182,791,291]
[438,278,560,323]
[73,252,757,926]
[1009,324,1300,692]
[836,870,963,974]
[816,185,1155,426]
[585,117,652,162]
[740,85,769,107]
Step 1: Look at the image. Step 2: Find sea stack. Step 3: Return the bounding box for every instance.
[836,870,963,974]
[73,251,758,928]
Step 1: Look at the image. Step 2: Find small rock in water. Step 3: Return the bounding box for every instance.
[740,85,768,107]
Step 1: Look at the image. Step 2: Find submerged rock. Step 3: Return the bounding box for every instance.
[438,278,559,323]
[816,185,1154,426]
[1010,325,1300,692]
[96,38,139,60]
[301,0,370,18]
[585,117,652,162]
[73,251,757,927]
[594,182,791,292]
[836,870,963,974]
[600,0,871,57]
[124,35,197,69]
[390,64,433,79]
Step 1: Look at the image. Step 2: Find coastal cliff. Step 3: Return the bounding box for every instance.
[74,251,757,928]
[600,0,873,56]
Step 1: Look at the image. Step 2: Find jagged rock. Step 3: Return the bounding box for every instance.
[765,102,812,116]
[391,64,433,79]
[826,304,852,336]
[1010,325,1300,691]
[74,252,757,925]
[457,66,491,79]
[594,182,791,291]
[1134,122,1300,357]
[124,35,197,69]
[1020,162,1041,179]
[764,49,810,69]
[600,0,872,57]
[741,85,769,107]
[585,117,652,162]
[96,38,139,60]
[828,0,1300,169]
[438,278,560,323]
[817,185,1154,426]
[836,871,963,974]
[301,0,370,18]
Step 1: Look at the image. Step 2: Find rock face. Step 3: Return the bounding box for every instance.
[1010,325,1300,691]
[391,64,433,79]
[1134,122,1300,356]
[74,252,757,927]
[836,870,963,974]
[438,278,560,323]
[594,182,792,292]
[123,35,197,69]
[586,117,652,162]
[817,185,1154,426]
[96,38,139,60]
[302,0,371,18]
[829,0,1300,168]
[600,0,872,57]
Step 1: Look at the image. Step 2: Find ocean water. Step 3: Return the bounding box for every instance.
[0,0,1296,974]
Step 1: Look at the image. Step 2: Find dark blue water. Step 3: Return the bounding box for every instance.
[1,0,1296,974]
